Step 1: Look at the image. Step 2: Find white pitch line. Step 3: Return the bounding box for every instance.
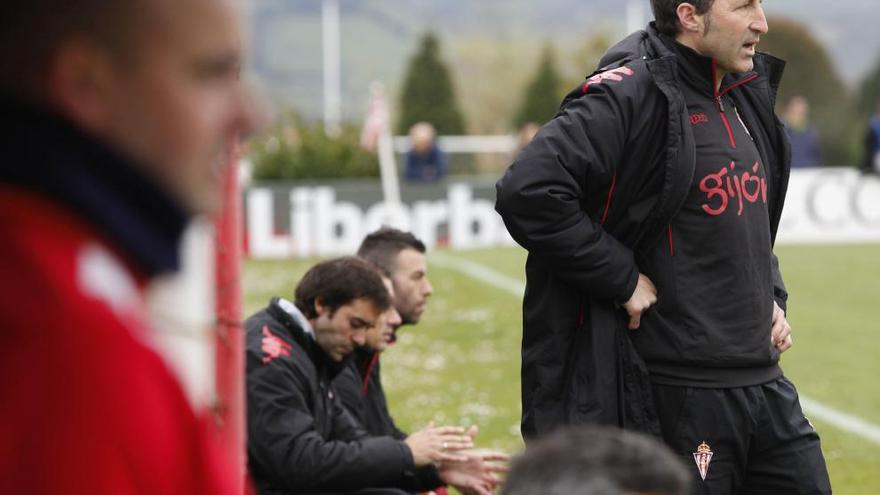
[431,251,880,446]
[430,252,525,297]
[799,397,880,445]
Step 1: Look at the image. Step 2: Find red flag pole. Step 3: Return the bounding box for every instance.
[214,140,246,493]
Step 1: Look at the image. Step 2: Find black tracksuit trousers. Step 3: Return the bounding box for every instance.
[652,377,832,494]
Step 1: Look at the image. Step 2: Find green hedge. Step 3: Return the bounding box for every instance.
[250,120,379,180]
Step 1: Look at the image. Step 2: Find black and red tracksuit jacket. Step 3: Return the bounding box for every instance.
[495,22,791,440]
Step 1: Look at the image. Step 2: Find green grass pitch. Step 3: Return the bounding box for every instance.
[244,244,880,493]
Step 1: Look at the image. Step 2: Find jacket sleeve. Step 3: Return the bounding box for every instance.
[247,352,416,493]
[495,75,641,302]
[330,362,443,490]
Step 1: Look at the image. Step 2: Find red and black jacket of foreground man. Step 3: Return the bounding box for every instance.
[0,96,237,494]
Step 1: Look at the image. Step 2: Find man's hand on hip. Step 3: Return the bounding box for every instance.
[771,301,793,353]
[623,273,657,330]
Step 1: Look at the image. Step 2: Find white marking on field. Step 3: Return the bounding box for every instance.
[799,397,880,445]
[429,252,525,297]
[431,251,880,446]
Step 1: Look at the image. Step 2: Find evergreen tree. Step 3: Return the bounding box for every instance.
[761,17,858,166]
[397,32,466,135]
[857,56,880,120]
[513,43,564,128]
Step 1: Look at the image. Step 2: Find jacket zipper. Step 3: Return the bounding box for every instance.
[711,61,759,150]
[711,59,737,150]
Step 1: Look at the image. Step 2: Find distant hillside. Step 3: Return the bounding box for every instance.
[248,0,880,122]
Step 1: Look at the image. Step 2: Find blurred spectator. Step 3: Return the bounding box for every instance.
[515,122,541,154]
[405,122,447,181]
[245,257,477,495]
[782,96,821,168]
[861,98,880,174]
[500,426,689,495]
[0,0,256,493]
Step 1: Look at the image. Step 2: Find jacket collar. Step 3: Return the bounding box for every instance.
[0,95,188,279]
[597,22,781,100]
[660,33,758,98]
[268,297,351,378]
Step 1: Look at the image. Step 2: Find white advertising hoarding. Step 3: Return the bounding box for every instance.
[244,170,880,259]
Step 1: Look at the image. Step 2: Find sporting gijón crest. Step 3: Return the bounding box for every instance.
[261,325,292,364]
[693,441,714,481]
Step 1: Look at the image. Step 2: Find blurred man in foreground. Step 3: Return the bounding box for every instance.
[0,0,256,492]
[501,426,689,495]
[246,257,478,495]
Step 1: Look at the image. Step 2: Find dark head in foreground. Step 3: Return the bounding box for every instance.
[501,426,690,495]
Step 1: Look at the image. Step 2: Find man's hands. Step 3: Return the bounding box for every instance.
[405,422,473,466]
[771,300,793,353]
[623,273,657,330]
[436,450,508,495]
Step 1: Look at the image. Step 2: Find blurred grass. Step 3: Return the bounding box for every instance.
[244,244,880,493]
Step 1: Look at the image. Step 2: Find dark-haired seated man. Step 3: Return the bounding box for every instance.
[246,257,478,495]
[334,228,433,441]
[334,229,507,495]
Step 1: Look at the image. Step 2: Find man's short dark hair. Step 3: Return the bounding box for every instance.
[651,0,716,37]
[501,426,690,495]
[0,0,146,99]
[357,228,427,277]
[294,257,392,319]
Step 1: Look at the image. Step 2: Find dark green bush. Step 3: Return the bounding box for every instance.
[250,119,379,180]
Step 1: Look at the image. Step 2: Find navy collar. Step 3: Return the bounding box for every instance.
[0,95,188,278]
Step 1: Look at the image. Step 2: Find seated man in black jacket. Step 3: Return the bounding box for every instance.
[246,257,477,495]
[334,229,507,495]
[333,230,433,440]
[335,273,505,495]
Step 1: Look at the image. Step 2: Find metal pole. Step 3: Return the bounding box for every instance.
[323,0,342,136]
[214,139,246,494]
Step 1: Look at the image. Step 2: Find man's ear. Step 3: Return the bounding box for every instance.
[45,37,117,130]
[676,2,704,34]
[314,298,329,318]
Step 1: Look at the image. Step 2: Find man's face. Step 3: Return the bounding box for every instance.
[313,298,379,362]
[390,248,433,325]
[694,0,768,75]
[364,278,402,352]
[98,0,256,215]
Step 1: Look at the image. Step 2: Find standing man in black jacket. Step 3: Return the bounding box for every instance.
[495,1,830,493]
[246,257,476,495]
